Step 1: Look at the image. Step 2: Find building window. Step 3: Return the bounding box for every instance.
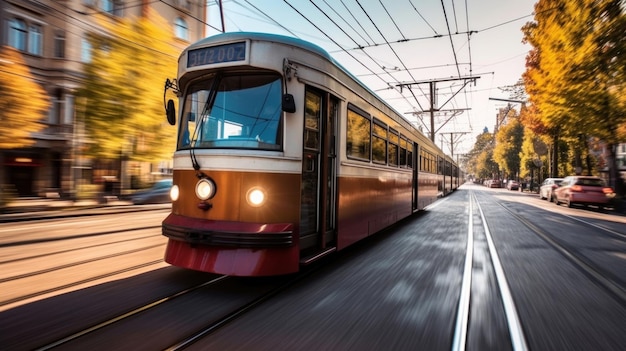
[174,18,189,40]
[81,38,92,63]
[8,18,27,51]
[100,0,113,13]
[28,24,43,56]
[54,32,65,58]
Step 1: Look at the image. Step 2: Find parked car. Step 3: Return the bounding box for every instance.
[489,179,501,188]
[131,179,173,204]
[506,180,520,191]
[552,176,615,208]
[539,178,564,201]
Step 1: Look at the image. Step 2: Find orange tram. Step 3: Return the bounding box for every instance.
[161,32,459,276]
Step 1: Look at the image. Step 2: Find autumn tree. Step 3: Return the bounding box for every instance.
[522,0,626,193]
[0,46,49,206]
[0,46,48,149]
[493,116,524,180]
[466,130,498,180]
[78,9,179,165]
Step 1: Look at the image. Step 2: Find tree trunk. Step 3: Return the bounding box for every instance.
[551,132,559,178]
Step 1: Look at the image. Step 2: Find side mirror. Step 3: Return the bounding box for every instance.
[282,94,296,113]
[166,99,176,126]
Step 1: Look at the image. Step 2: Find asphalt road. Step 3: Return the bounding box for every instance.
[0,185,624,350]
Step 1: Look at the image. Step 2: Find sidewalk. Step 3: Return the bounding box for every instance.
[1,196,133,214]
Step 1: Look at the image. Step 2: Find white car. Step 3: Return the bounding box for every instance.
[539,178,563,201]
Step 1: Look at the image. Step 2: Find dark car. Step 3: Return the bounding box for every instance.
[131,179,173,204]
[552,176,615,208]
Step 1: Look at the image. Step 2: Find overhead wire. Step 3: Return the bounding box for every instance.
[408,0,440,36]
[284,0,418,110]
[354,0,426,110]
[378,0,407,42]
[440,0,462,77]
[320,0,372,47]
[339,0,375,45]
[239,0,298,37]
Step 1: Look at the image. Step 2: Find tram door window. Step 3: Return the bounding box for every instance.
[300,88,337,249]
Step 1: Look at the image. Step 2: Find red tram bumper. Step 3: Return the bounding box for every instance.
[162,213,298,276]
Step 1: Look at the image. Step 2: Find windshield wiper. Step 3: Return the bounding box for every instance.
[190,74,221,174]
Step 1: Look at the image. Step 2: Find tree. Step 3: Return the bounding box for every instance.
[522,0,626,193]
[493,117,524,180]
[0,46,48,206]
[0,46,48,149]
[466,131,497,180]
[78,9,179,163]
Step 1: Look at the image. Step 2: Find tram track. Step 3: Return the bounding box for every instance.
[33,276,230,351]
[1,259,164,309]
[0,225,161,248]
[492,198,626,305]
[453,191,528,351]
[0,233,159,265]
[0,243,165,283]
[31,268,319,351]
[454,188,626,350]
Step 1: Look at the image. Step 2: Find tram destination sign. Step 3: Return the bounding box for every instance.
[187,42,246,68]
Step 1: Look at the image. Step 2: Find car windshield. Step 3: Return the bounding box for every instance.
[178,74,283,151]
[576,178,605,187]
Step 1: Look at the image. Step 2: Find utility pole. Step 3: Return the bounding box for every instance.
[401,76,480,142]
[448,132,470,158]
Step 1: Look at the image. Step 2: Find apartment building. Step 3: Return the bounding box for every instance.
[0,0,206,197]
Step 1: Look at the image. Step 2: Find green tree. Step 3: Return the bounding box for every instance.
[522,0,626,193]
[78,9,179,163]
[0,46,48,149]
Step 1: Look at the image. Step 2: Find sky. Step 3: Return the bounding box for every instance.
[205,0,537,156]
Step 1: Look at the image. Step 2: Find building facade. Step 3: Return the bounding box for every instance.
[0,0,206,197]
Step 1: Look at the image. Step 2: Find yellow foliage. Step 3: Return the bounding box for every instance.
[79,9,180,161]
[0,46,48,149]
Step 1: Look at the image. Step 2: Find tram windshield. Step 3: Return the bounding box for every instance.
[179,73,283,151]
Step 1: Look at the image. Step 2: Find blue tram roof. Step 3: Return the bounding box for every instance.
[188,32,421,140]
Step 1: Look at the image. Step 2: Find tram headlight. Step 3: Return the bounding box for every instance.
[195,178,216,200]
[246,187,266,207]
[170,185,180,202]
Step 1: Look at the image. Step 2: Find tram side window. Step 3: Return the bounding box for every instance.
[407,146,413,169]
[372,120,387,164]
[420,149,436,173]
[346,107,371,161]
[389,129,399,167]
[399,137,407,167]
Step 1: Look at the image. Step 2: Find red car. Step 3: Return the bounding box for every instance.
[552,176,615,208]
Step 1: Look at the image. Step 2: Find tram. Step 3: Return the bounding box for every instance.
[161,32,459,276]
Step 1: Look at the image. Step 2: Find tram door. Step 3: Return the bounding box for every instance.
[412,142,419,212]
[300,88,337,251]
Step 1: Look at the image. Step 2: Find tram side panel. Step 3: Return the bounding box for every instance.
[335,167,413,250]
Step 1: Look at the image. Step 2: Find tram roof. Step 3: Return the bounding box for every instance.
[187,32,425,144]
[187,32,367,96]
